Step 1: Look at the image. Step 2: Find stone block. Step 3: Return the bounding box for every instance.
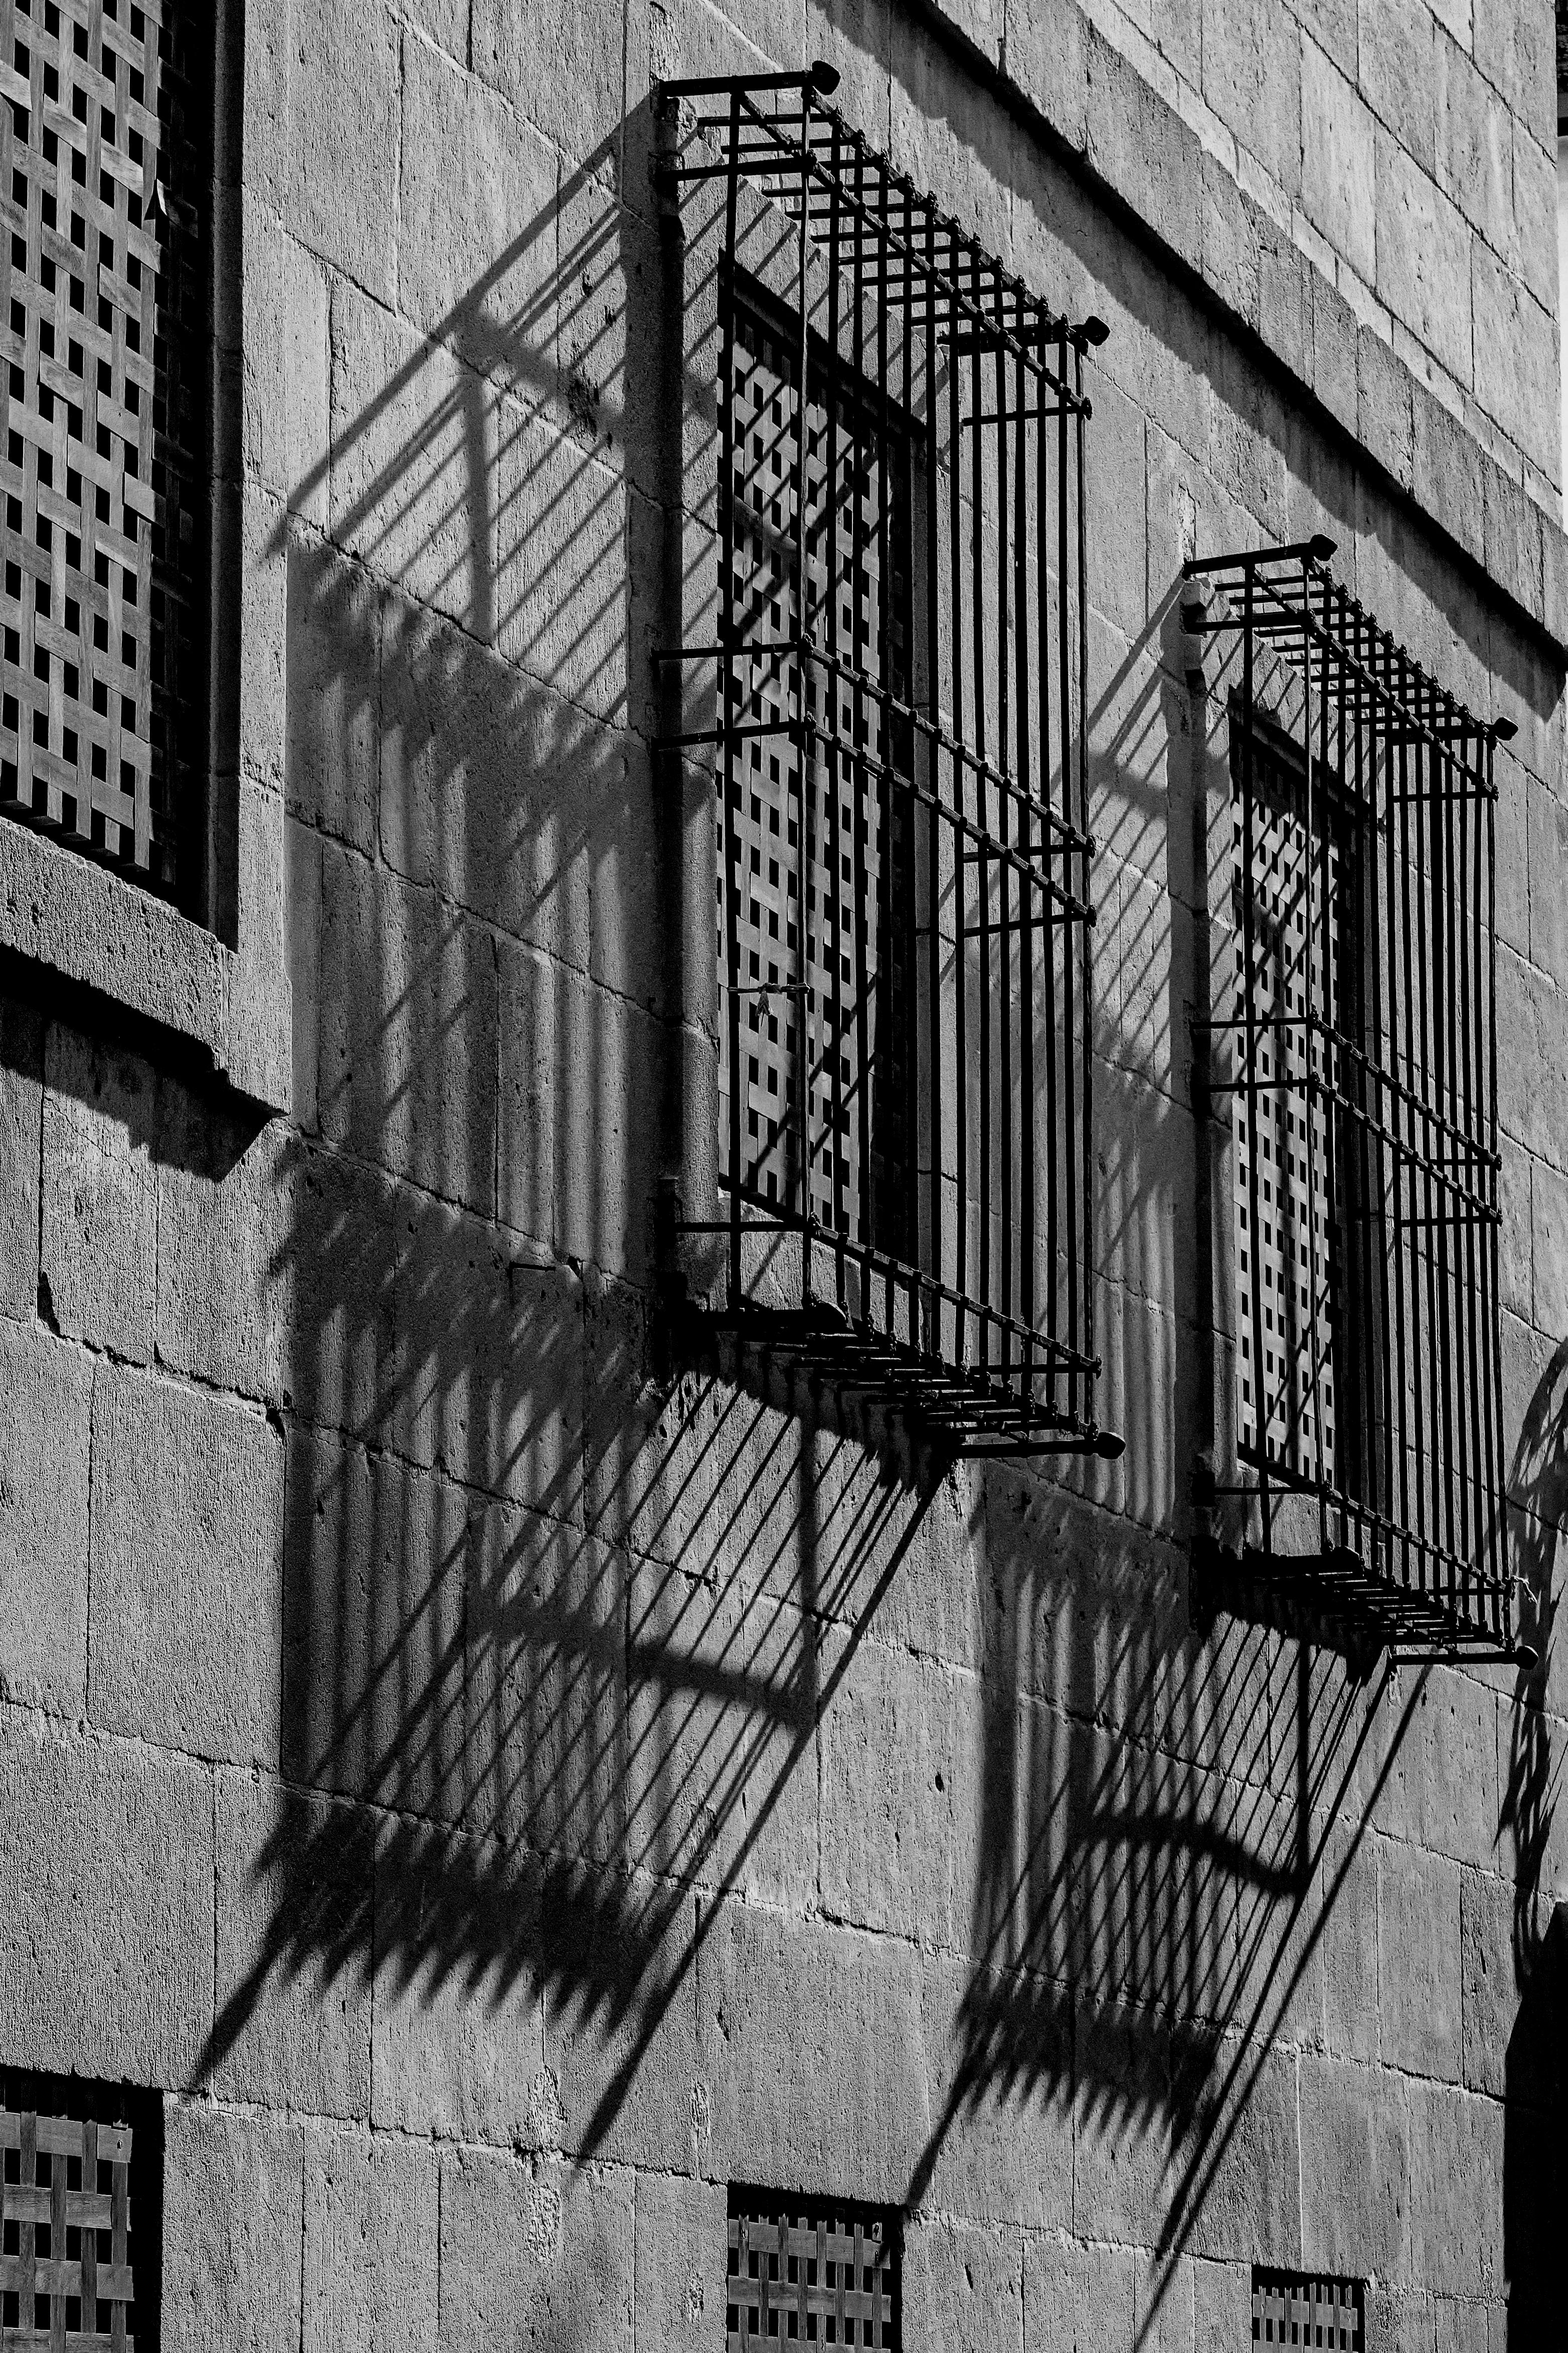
[284,533,379,854]
[213,1770,376,2116]
[1360,0,1438,174]
[1511,120,1558,319]
[156,1113,292,1407]
[905,2218,1022,2350]
[235,483,290,794]
[1458,1865,1516,2101]
[1302,37,1376,283]
[1406,2082,1504,2297]
[1412,373,1485,566]
[1134,2255,1194,2353]
[498,958,663,1281]
[242,202,330,522]
[0,998,41,1324]
[90,1366,283,1766]
[917,1956,1073,2232]
[1201,0,1302,196]
[628,1556,819,1910]
[0,1319,91,1715]
[473,0,631,165]
[279,1138,396,1436]
[0,1712,213,2086]
[1174,2040,1302,2266]
[1474,6,1555,155]
[301,2125,438,2353]
[1297,2051,1409,2278]
[372,1820,550,2145]
[544,1873,701,2174]
[821,1638,963,1945]
[379,1197,585,1511]
[162,2101,304,2353]
[1436,38,1512,258]
[1471,247,1558,483]
[1532,1156,1568,1342]
[1007,0,1087,151]
[1192,2259,1252,2353]
[439,2148,634,2350]
[494,400,629,722]
[399,31,559,386]
[1374,133,1473,390]
[1312,276,1359,430]
[379,597,593,962]
[281,1426,467,1816]
[1084,373,1148,644]
[1528,778,1568,993]
[258,4,399,305]
[1073,2002,1172,2245]
[1379,1840,1463,2081]
[39,1027,157,1361]
[1083,22,1195,263]
[1321,1816,1381,2065]
[698,1899,931,2205]
[1023,2234,1136,2353]
[633,2172,727,2353]
[317,845,499,1217]
[328,281,496,632]
[465,1497,626,1866]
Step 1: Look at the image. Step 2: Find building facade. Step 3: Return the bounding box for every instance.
[0,0,1564,2345]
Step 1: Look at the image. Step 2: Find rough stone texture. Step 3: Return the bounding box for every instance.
[0,1319,91,1714]
[0,999,41,1324]
[1023,2233,1137,2353]
[163,2102,305,2353]
[905,2217,1023,2350]
[301,2126,439,2353]
[0,1714,213,2086]
[90,1366,284,1767]
[632,2172,726,2353]
[1297,2052,1410,2279]
[438,2148,635,2350]
[1379,1841,1464,2082]
[39,1028,158,1360]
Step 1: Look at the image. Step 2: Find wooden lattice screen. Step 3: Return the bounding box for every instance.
[0,0,211,897]
[727,2194,898,2349]
[0,2107,137,2352]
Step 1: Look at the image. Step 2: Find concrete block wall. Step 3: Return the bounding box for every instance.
[0,0,1563,2348]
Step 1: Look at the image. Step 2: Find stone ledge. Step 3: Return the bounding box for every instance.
[918,0,1568,659]
[0,782,291,1115]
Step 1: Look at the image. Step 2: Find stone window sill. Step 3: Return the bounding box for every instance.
[0,774,291,1114]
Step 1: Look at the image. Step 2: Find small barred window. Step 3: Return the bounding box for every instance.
[727,2190,898,2351]
[1252,2265,1363,2348]
[0,2073,161,2353]
[0,0,212,897]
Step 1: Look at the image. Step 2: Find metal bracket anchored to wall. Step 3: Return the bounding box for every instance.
[654,64,1122,1462]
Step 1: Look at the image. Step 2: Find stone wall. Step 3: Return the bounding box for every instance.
[0,0,1564,2346]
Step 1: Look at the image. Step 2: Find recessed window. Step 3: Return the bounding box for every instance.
[727,2188,899,2350]
[1252,2265,1363,2348]
[0,2071,162,2351]
[0,0,212,900]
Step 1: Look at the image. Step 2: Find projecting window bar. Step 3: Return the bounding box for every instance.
[656,64,1121,1460]
[1186,538,1529,1664]
[0,0,212,901]
[727,2189,898,2350]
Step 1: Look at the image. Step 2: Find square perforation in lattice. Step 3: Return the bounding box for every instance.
[0,2104,139,2352]
[727,2190,899,2350]
[1251,2266,1363,2349]
[0,0,211,892]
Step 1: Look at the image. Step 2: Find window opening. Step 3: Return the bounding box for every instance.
[1251,2267,1363,2349]
[0,2070,162,2353]
[657,66,1122,1462]
[0,0,213,900]
[727,2188,898,2350]
[1187,538,1529,1666]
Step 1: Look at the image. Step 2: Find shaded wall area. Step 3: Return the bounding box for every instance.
[0,2,1563,2350]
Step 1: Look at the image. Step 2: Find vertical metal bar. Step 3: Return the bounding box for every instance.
[899,181,919,1346]
[1434,686,1463,1601]
[924,197,943,1367]
[1015,303,1036,1417]
[1485,729,1506,1637]
[722,91,743,1313]
[793,74,815,1306]
[875,149,893,1337]
[1456,704,1481,1612]
[996,284,1014,1392]
[1385,629,1413,1597]
[1303,552,1326,1523]
[852,137,874,1325]
[1036,307,1057,1427]
[1075,333,1093,1430]
[825,119,846,1316]
[949,225,968,1366]
[972,248,992,1375]
[1242,571,1267,1513]
[1058,328,1078,1427]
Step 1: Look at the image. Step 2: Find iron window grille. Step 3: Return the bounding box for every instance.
[656,64,1121,1460]
[727,2188,898,2350]
[1251,2267,1363,2348]
[0,2073,160,2353]
[0,0,213,901]
[1185,538,1528,1664]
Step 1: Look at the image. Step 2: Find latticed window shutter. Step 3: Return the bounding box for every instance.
[0,0,212,898]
